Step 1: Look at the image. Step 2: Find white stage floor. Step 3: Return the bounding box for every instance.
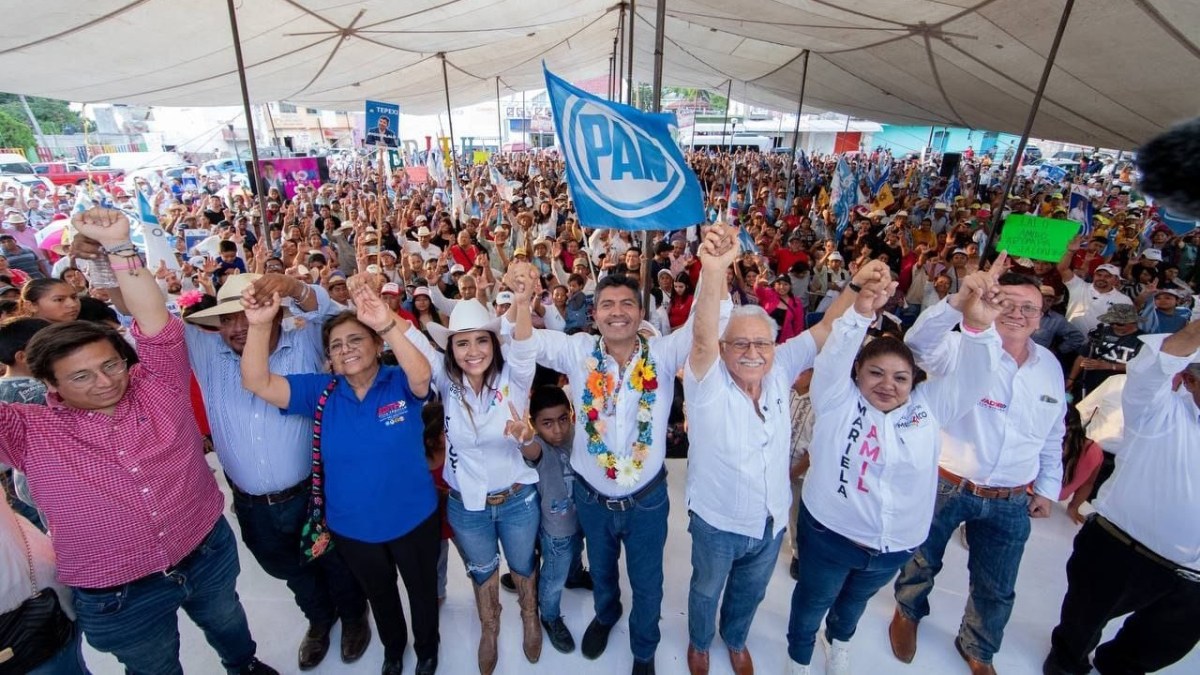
[86,456,1198,674]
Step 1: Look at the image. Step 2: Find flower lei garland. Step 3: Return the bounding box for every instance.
[580,335,658,487]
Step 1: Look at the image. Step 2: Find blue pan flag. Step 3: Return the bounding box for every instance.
[545,65,704,231]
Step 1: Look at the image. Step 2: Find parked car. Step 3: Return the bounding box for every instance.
[87,151,185,173]
[0,154,54,191]
[34,161,123,186]
[1019,157,1078,179]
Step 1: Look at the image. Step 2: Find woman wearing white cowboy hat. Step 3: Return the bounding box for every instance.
[405,261,543,675]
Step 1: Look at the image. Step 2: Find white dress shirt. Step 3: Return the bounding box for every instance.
[804,310,1000,552]
[405,240,442,262]
[406,325,538,511]
[905,298,1066,498]
[1065,274,1126,335]
[529,301,731,497]
[1094,334,1200,569]
[684,331,816,539]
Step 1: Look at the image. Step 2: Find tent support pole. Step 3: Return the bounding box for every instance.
[225,0,269,241]
[262,103,280,150]
[787,50,809,180]
[985,0,1076,256]
[440,53,459,178]
[495,77,503,150]
[626,0,635,106]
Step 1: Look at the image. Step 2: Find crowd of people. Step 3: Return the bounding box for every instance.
[0,138,1198,675]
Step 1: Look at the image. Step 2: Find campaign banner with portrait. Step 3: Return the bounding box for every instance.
[243,157,330,200]
[365,100,400,148]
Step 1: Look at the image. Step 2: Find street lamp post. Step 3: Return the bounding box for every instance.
[729,118,740,152]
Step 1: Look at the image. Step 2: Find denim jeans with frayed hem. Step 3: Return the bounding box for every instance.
[448,483,540,585]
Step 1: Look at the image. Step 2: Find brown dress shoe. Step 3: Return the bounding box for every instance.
[728,646,753,675]
[686,644,709,675]
[340,612,372,663]
[955,637,998,675]
[298,623,332,670]
[888,608,919,664]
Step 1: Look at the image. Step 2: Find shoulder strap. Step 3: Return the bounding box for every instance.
[308,378,338,520]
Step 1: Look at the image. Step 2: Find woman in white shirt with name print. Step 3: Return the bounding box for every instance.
[785,263,1004,675]
[405,262,541,675]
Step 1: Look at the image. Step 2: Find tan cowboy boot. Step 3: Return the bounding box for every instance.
[512,570,544,663]
[473,573,502,675]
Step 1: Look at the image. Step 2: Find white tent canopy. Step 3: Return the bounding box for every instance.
[1,1,1197,149]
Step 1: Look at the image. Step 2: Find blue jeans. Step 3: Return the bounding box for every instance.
[574,476,669,663]
[29,621,89,675]
[688,512,783,652]
[231,483,367,626]
[787,503,914,665]
[539,529,583,620]
[893,476,1032,664]
[448,483,540,585]
[71,517,258,675]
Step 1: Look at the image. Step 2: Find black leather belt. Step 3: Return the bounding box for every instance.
[228,476,310,505]
[578,469,667,512]
[1093,514,1200,583]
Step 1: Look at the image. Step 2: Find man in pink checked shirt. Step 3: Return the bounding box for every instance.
[0,206,277,675]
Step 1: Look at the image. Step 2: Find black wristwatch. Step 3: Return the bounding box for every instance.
[847,282,863,293]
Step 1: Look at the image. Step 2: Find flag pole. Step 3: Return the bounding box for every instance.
[640,0,667,317]
[439,53,460,180]
[786,50,810,181]
[720,79,733,153]
[225,0,270,241]
[616,4,626,104]
[626,0,636,106]
[984,0,1076,259]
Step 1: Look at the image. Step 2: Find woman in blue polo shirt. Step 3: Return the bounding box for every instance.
[239,276,438,675]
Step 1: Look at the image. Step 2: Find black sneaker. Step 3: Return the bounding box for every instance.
[632,659,656,675]
[789,557,799,581]
[565,569,594,590]
[542,617,576,654]
[500,572,516,593]
[239,659,280,675]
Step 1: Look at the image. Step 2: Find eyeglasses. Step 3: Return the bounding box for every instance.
[65,358,128,387]
[1000,300,1042,318]
[328,335,369,355]
[721,339,775,353]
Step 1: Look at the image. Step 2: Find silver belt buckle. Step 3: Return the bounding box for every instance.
[604,497,631,512]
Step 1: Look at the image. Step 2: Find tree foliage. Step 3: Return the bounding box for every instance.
[0,109,35,150]
[0,93,83,136]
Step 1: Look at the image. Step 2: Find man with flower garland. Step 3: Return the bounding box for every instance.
[524,224,736,675]
[683,226,886,675]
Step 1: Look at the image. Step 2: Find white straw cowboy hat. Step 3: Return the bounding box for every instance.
[427,299,501,350]
[185,273,290,328]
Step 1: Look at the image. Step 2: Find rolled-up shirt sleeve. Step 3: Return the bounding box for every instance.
[1122,333,1200,438]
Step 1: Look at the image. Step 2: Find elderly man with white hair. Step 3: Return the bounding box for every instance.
[681,221,882,675]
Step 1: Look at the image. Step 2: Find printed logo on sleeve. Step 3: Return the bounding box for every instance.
[377,400,408,426]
